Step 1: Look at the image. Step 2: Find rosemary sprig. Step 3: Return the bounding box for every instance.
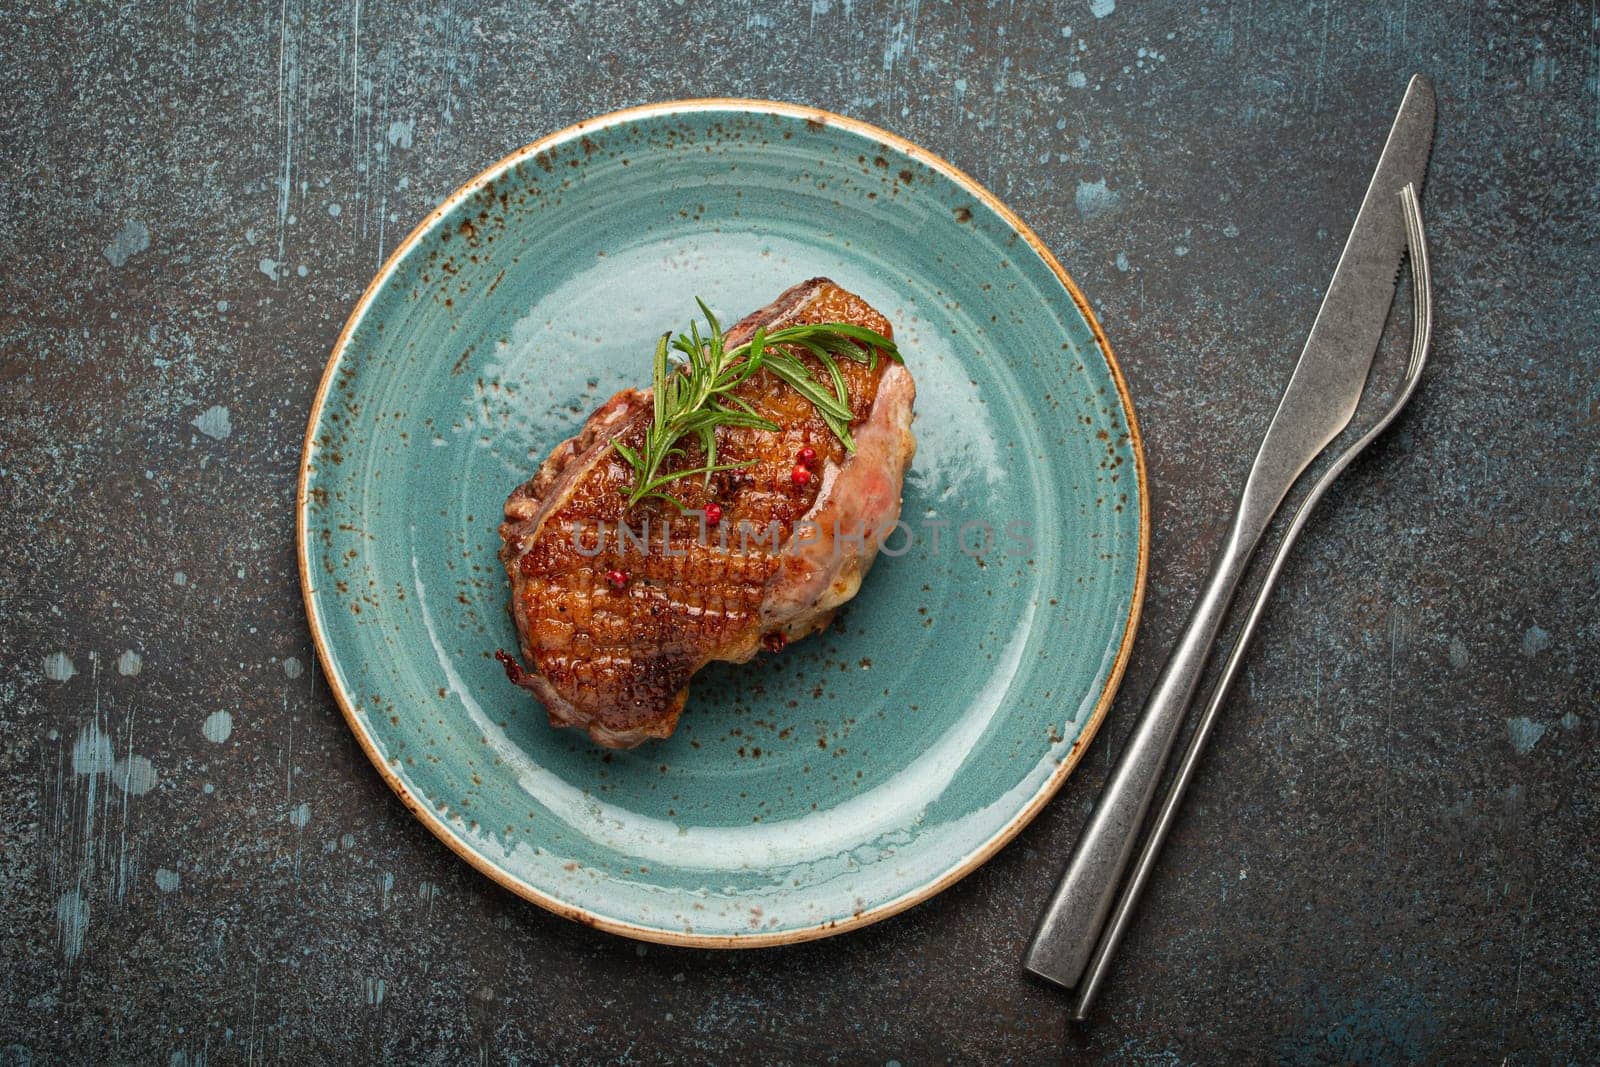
[612,298,900,509]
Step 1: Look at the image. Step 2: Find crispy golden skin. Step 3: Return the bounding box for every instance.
[498,279,915,747]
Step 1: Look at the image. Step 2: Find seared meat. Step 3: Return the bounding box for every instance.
[497,279,916,747]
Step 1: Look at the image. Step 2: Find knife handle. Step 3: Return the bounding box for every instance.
[1025,523,1261,990]
[1025,303,1323,989]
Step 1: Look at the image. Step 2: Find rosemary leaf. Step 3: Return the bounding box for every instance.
[613,297,899,508]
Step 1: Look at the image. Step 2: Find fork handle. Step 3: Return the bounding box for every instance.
[1024,524,1261,989]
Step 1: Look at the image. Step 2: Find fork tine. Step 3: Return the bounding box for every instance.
[1401,184,1432,381]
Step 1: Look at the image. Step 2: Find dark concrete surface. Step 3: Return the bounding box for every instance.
[3,1,1596,1063]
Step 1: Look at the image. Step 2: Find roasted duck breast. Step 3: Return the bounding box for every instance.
[497,278,916,747]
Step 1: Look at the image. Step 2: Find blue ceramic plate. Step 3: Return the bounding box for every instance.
[299,101,1146,946]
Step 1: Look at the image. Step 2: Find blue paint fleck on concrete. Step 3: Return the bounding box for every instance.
[201,710,233,743]
[43,652,76,682]
[103,220,150,267]
[1506,716,1547,756]
[191,406,232,440]
[1075,178,1122,220]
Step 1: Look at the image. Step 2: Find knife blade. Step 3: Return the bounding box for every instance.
[1236,73,1436,514]
[1024,74,1436,994]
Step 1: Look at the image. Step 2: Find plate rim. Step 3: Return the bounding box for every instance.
[296,97,1149,948]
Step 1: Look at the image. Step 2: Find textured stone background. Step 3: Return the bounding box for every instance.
[2,1,1596,1063]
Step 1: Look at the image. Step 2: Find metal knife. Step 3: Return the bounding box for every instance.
[1025,74,1437,994]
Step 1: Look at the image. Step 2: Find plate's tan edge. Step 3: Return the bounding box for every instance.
[296,97,1150,949]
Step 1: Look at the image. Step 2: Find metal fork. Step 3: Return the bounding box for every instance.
[1066,183,1433,1019]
